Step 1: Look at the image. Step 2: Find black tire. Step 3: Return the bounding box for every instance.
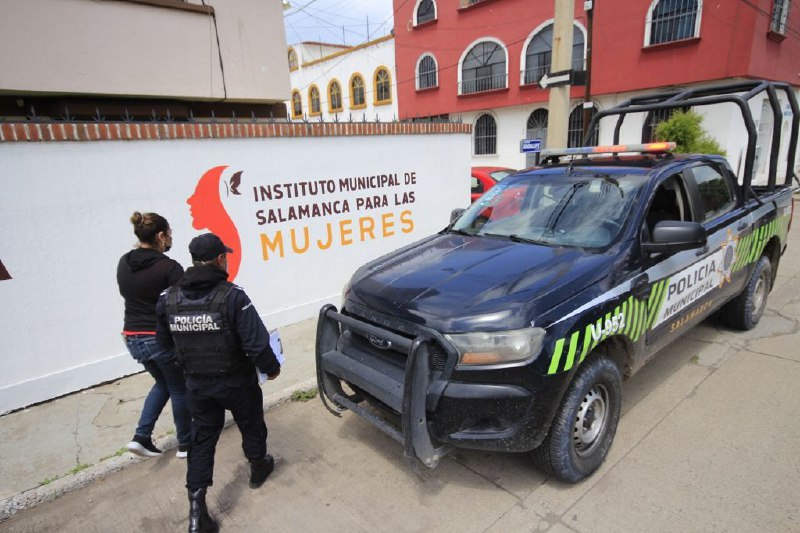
[722,255,771,330]
[531,355,622,483]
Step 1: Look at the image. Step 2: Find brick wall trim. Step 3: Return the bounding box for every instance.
[0,121,471,143]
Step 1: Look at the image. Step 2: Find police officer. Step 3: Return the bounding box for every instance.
[156,233,281,533]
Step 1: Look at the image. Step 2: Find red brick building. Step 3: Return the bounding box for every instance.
[393,0,800,171]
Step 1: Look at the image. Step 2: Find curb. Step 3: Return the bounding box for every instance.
[0,378,318,523]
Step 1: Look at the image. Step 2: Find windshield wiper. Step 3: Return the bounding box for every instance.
[448,228,475,237]
[483,233,550,246]
[509,234,550,245]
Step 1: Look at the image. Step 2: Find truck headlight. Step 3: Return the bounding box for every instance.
[445,328,546,366]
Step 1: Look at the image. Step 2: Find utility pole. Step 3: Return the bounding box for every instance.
[546,0,576,150]
[581,0,594,144]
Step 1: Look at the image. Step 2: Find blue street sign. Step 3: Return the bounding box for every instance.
[520,139,542,153]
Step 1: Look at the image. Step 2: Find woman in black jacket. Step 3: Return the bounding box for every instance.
[118,211,191,458]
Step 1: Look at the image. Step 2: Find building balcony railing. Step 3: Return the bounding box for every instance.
[521,67,548,86]
[459,73,508,95]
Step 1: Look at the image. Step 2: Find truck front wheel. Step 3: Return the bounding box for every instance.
[531,355,622,483]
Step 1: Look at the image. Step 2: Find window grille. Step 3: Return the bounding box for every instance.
[649,0,699,45]
[418,55,438,89]
[461,42,507,94]
[417,0,436,24]
[475,114,497,154]
[524,24,584,85]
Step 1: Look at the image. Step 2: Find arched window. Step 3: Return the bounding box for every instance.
[474,114,497,155]
[526,109,548,166]
[328,80,342,112]
[350,74,366,109]
[415,0,436,25]
[646,0,701,46]
[461,41,507,94]
[523,23,584,85]
[308,85,321,116]
[374,67,392,105]
[291,90,303,118]
[288,48,298,71]
[417,54,438,90]
[568,106,599,148]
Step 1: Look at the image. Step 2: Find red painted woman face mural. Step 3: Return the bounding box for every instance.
[187,166,243,282]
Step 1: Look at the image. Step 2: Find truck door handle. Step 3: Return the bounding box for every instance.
[632,274,650,300]
[696,245,709,256]
[737,221,748,231]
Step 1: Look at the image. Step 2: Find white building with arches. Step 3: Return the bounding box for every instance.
[286,36,398,123]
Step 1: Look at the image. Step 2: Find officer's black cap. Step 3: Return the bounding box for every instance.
[189,233,233,261]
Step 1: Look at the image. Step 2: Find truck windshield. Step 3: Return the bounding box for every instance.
[451,173,646,248]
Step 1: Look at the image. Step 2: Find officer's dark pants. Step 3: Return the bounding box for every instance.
[185,372,267,490]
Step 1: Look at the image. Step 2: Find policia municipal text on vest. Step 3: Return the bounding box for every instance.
[166,282,247,375]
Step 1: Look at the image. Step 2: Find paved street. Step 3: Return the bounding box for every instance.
[1,206,799,532]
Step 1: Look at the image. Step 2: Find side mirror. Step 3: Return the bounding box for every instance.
[641,221,707,254]
[450,208,465,225]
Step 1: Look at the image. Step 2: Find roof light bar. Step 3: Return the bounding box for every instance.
[540,142,676,158]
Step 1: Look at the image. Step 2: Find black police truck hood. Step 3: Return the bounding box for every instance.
[347,233,613,332]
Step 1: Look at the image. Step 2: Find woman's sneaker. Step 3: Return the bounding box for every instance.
[176,444,189,459]
[126,435,163,457]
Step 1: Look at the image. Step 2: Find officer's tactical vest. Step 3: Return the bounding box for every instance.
[165,282,246,375]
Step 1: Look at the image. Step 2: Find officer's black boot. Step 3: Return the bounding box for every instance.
[188,488,219,533]
[249,454,275,489]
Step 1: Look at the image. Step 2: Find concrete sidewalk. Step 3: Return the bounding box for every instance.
[1,215,800,531]
[0,317,319,520]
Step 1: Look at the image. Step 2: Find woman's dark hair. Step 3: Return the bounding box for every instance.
[130,211,170,245]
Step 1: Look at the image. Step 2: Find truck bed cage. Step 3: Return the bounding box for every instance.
[580,80,799,202]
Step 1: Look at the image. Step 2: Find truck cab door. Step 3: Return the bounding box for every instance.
[643,162,744,354]
[639,171,708,354]
[684,162,749,306]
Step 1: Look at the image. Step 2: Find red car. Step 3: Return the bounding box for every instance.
[471,166,516,202]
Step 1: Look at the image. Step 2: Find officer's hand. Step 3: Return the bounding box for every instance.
[267,368,281,380]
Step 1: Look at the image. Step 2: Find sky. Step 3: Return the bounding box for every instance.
[283,0,395,46]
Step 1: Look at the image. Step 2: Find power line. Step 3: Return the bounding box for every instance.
[289,0,800,117]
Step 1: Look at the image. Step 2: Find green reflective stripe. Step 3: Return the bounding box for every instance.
[638,298,647,339]
[749,225,765,262]
[548,338,565,374]
[628,298,638,337]
[646,280,661,326]
[579,324,593,363]
[563,331,581,371]
[648,278,669,329]
[634,298,647,342]
[733,233,751,272]
[620,299,628,333]
[623,297,635,336]
[601,312,611,342]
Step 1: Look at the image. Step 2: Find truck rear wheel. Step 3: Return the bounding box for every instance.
[531,355,621,483]
[722,255,771,330]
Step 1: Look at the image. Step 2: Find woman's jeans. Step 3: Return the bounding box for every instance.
[125,335,191,446]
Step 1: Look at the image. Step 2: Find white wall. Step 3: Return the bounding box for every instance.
[0,131,470,414]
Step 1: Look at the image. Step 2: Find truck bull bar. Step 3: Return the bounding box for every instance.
[315,304,451,468]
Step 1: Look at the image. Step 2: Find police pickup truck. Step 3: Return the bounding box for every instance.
[315,80,799,482]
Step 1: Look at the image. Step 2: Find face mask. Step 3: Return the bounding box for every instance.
[164,244,172,252]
